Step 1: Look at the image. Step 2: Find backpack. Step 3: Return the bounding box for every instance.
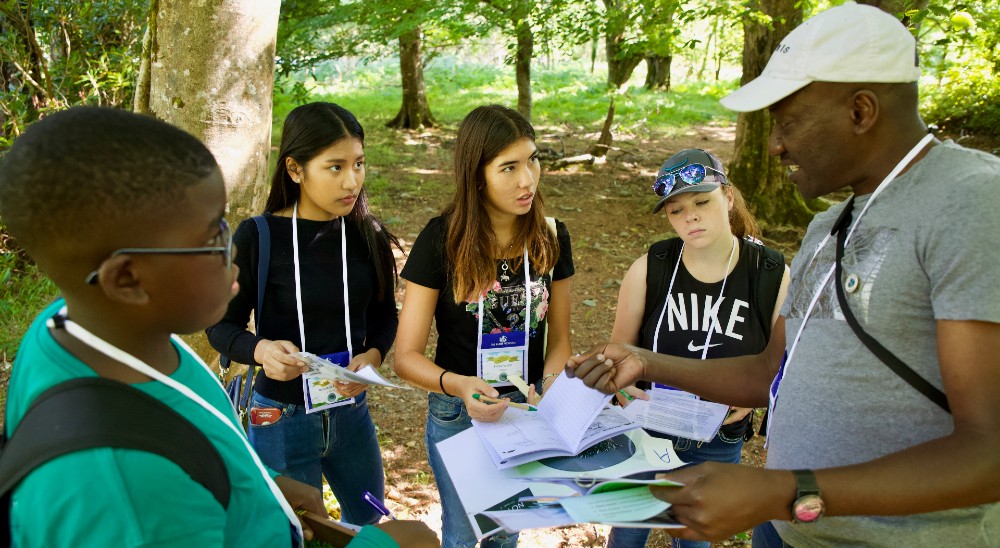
[641,237,785,436]
[0,377,230,547]
[217,215,270,422]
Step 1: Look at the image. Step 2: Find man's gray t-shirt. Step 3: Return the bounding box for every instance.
[770,141,1000,546]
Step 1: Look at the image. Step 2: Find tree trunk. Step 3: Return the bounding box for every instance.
[588,97,616,158]
[139,0,279,223]
[644,54,672,91]
[604,0,643,89]
[514,18,533,121]
[137,0,280,364]
[386,26,436,130]
[729,0,812,227]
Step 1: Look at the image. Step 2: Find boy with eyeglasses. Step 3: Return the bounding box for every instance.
[0,107,436,547]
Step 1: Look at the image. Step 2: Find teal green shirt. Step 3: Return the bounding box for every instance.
[6,300,293,547]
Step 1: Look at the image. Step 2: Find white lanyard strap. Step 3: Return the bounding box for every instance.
[652,236,737,361]
[476,247,531,355]
[291,202,352,357]
[47,310,303,543]
[783,133,935,373]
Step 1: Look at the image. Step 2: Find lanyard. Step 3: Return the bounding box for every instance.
[476,247,531,355]
[768,133,936,425]
[291,202,352,357]
[652,235,737,361]
[46,309,303,544]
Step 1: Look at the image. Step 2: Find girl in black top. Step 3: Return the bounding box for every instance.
[207,102,401,526]
[394,105,574,547]
[606,148,789,548]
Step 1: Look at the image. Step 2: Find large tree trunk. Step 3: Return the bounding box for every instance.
[729,0,812,227]
[386,26,436,129]
[137,0,280,363]
[138,0,279,222]
[604,0,643,89]
[644,54,672,91]
[514,18,533,121]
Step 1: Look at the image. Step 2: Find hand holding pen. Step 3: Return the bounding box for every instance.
[363,490,396,520]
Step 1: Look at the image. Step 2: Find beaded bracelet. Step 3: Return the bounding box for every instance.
[439,370,454,397]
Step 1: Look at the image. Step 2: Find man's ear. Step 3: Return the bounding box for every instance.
[95,254,150,305]
[285,157,302,183]
[850,90,879,135]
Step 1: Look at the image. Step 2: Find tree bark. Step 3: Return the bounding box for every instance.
[140,0,279,222]
[729,0,812,226]
[514,17,533,121]
[604,0,643,89]
[644,54,672,91]
[386,25,436,130]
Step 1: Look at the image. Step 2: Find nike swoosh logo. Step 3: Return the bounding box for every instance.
[688,341,723,352]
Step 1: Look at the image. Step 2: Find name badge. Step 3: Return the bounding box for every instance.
[303,350,355,413]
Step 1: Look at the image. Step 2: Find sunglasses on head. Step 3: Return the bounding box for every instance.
[652,159,728,197]
[85,218,233,285]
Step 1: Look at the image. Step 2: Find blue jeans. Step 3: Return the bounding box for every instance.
[248,390,384,526]
[751,521,790,548]
[606,418,748,548]
[426,391,520,548]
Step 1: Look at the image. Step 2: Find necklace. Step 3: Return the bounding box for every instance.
[499,239,516,282]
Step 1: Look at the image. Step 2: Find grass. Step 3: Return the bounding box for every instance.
[1,250,58,362]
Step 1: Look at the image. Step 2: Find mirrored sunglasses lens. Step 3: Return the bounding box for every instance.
[678,164,706,184]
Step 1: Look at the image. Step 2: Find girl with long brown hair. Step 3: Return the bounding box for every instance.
[394,104,575,548]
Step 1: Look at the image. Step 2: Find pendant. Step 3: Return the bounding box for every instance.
[500,260,511,282]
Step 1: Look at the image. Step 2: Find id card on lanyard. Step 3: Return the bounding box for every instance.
[289,202,356,413]
[476,248,531,387]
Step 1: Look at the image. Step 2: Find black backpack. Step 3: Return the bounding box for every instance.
[0,377,231,546]
[641,237,786,436]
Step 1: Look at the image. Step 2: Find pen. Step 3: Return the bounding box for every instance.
[472,393,537,411]
[618,389,635,401]
[507,374,531,398]
[362,490,396,520]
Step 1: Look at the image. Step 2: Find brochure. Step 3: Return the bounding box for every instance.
[621,389,728,442]
[471,372,639,469]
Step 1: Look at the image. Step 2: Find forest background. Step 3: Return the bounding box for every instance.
[1,0,998,545]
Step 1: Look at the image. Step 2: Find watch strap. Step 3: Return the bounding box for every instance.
[793,469,820,497]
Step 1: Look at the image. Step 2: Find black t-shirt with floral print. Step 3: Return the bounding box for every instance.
[401,215,574,385]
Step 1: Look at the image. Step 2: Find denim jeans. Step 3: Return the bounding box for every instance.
[425,391,520,548]
[606,417,749,548]
[248,390,384,526]
[751,521,791,548]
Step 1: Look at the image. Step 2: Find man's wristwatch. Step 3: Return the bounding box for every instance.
[791,469,825,523]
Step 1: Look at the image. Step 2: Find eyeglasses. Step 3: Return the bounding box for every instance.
[652,160,728,197]
[85,218,232,285]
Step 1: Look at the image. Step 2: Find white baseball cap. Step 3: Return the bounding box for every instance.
[720,2,922,112]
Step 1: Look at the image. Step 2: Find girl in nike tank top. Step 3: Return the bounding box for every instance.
[606,148,790,548]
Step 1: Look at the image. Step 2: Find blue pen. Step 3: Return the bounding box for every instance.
[362,490,397,520]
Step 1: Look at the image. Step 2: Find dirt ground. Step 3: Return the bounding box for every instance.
[207,124,994,547]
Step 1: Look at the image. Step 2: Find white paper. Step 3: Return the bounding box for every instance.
[437,427,687,539]
[623,390,728,442]
[470,372,639,468]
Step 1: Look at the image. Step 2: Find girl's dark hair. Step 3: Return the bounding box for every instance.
[443,104,559,303]
[265,102,401,300]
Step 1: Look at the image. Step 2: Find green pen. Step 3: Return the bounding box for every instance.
[618,389,635,401]
[472,393,537,411]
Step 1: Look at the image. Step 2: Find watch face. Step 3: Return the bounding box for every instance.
[793,494,825,523]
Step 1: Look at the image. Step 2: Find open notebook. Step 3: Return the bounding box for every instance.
[471,372,639,469]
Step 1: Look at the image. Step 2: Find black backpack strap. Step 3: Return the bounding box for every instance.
[744,240,786,341]
[641,239,682,339]
[0,378,231,517]
[833,200,951,413]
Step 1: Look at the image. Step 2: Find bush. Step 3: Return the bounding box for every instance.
[922,66,1000,136]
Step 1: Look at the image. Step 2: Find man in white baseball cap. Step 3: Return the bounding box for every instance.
[567,3,1000,547]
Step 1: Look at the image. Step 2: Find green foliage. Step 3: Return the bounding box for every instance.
[0,0,146,150]
[0,243,58,362]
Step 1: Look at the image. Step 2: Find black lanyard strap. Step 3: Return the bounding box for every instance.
[833,197,951,414]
